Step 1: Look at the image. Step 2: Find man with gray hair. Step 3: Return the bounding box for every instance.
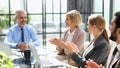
[4,10,41,51]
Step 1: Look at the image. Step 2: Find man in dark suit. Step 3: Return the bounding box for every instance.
[85,11,120,68]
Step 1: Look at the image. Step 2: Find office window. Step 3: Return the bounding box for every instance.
[27,0,42,13]
[0,0,112,45]
[0,0,67,46]
[0,0,9,13]
[113,0,120,15]
[10,0,23,12]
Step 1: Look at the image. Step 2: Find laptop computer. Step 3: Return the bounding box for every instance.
[0,42,13,56]
[29,45,68,68]
[29,45,40,62]
[29,45,41,68]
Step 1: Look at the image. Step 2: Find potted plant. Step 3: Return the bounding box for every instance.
[0,51,13,68]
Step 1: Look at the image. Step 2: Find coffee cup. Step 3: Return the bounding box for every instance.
[24,50,31,61]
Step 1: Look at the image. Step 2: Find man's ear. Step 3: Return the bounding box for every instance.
[117,28,120,35]
[118,28,120,34]
[117,28,120,40]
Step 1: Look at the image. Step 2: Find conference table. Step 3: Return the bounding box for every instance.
[37,45,77,68]
[11,45,77,68]
[11,49,35,68]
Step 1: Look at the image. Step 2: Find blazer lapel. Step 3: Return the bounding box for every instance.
[72,27,79,43]
[115,58,120,68]
[62,30,69,42]
[106,46,116,68]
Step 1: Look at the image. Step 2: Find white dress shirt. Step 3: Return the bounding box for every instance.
[65,29,76,55]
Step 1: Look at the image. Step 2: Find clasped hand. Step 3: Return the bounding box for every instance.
[17,42,29,51]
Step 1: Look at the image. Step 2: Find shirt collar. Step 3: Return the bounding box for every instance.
[117,44,120,52]
[67,29,76,35]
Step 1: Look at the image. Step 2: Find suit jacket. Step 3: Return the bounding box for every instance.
[106,45,120,68]
[106,45,116,68]
[58,27,86,55]
[115,58,120,68]
[71,34,110,68]
[63,27,86,51]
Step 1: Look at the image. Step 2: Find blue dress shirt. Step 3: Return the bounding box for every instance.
[4,24,41,49]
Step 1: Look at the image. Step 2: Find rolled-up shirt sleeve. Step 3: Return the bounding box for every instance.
[4,29,17,48]
[29,27,41,48]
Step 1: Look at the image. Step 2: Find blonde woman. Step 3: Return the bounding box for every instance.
[50,10,86,55]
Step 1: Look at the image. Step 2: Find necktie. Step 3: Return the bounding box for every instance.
[109,47,119,68]
[21,28,24,42]
[112,47,119,68]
